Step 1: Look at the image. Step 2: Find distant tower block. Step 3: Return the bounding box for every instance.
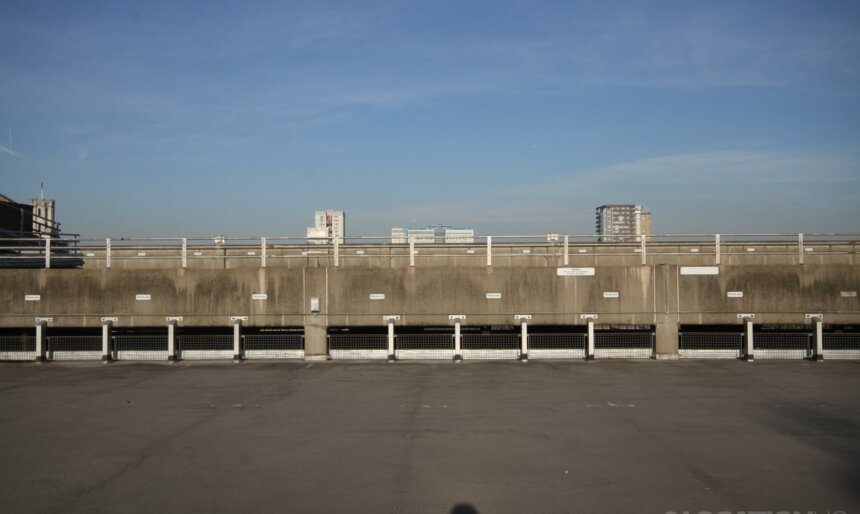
[30,198,57,237]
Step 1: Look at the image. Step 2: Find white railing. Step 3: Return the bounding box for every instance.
[0,232,857,268]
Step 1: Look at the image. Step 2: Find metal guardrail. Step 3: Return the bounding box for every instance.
[0,232,857,269]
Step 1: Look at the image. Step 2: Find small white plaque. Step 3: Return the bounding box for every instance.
[194,251,203,256]
[603,291,619,298]
[252,293,268,300]
[727,291,744,298]
[137,252,147,257]
[746,248,756,252]
[247,251,256,256]
[486,293,502,299]
[356,250,365,255]
[369,294,385,300]
[522,249,531,254]
[680,266,720,275]
[85,252,95,257]
[578,249,587,253]
[690,248,699,253]
[466,249,476,254]
[634,248,642,253]
[841,291,857,298]
[557,267,595,276]
[804,247,814,252]
[135,294,151,301]
[25,294,41,301]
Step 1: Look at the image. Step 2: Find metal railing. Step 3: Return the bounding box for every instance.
[0,335,36,360]
[754,332,811,360]
[528,333,586,359]
[594,331,653,358]
[395,334,455,360]
[679,331,743,359]
[1,232,856,269]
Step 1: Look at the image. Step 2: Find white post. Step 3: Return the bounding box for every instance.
[261,237,267,268]
[715,234,721,265]
[520,319,528,361]
[744,317,754,362]
[387,321,395,361]
[563,235,569,266]
[233,320,242,361]
[106,238,112,269]
[486,236,492,266]
[798,233,804,265]
[35,320,47,362]
[181,238,188,268]
[45,237,51,269]
[168,320,178,362]
[101,320,112,362]
[812,316,823,361]
[333,236,340,267]
[409,237,415,267]
[586,319,595,360]
[454,321,462,361]
[640,236,646,265]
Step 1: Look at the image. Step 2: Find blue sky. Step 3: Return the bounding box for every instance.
[1,0,858,236]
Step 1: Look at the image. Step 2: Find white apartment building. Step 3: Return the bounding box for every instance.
[595,205,652,243]
[307,210,345,242]
[391,225,475,244]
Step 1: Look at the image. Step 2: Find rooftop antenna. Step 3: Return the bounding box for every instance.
[40,179,44,200]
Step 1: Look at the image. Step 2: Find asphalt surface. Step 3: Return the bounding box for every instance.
[0,360,858,514]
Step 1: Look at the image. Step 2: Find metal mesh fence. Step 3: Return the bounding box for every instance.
[0,335,36,360]
[528,333,586,359]
[822,333,860,360]
[396,334,454,360]
[679,331,742,359]
[594,331,653,358]
[47,336,102,360]
[243,334,304,359]
[754,332,810,360]
[113,335,168,360]
[461,333,520,360]
[328,334,388,359]
[178,335,233,360]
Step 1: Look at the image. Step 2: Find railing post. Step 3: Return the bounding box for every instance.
[450,315,465,362]
[261,237,267,268]
[387,320,395,362]
[563,235,569,266]
[101,317,115,362]
[808,314,823,361]
[516,315,530,362]
[798,233,804,265]
[743,316,754,362]
[167,318,179,362]
[486,236,492,266]
[586,318,595,360]
[35,318,48,362]
[181,238,188,268]
[45,237,51,269]
[640,236,646,265]
[106,238,112,269]
[409,237,415,267]
[333,236,340,267]
[232,317,244,362]
[715,234,721,265]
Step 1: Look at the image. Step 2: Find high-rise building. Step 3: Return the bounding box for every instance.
[307,210,345,242]
[391,225,475,244]
[595,205,652,242]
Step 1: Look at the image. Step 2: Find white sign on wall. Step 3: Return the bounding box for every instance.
[727,291,744,298]
[25,294,41,301]
[557,267,595,276]
[135,294,151,301]
[486,293,502,299]
[680,266,720,275]
[252,293,268,300]
[603,291,620,298]
[369,294,385,300]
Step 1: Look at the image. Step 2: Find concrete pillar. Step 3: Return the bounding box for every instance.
[655,316,680,359]
[387,321,395,362]
[233,320,242,361]
[486,236,492,266]
[35,320,47,363]
[743,317,754,362]
[811,316,823,361]
[563,235,569,266]
[168,320,178,362]
[304,323,328,360]
[586,319,595,360]
[101,320,113,362]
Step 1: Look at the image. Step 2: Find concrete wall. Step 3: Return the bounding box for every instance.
[1,265,857,329]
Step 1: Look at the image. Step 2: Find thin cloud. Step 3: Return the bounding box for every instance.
[0,144,19,157]
[76,148,88,162]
